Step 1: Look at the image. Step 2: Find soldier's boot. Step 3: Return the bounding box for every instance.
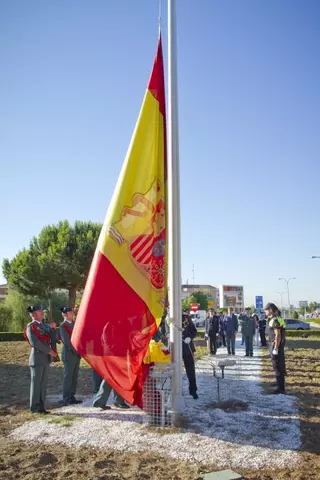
[270,375,286,394]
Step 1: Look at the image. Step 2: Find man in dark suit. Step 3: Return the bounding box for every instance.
[224,307,239,355]
[205,308,220,355]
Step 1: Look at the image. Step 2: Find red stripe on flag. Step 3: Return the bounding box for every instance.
[148,36,166,117]
[71,251,157,407]
[131,234,153,258]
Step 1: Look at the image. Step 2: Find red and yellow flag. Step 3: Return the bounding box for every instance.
[72,37,167,407]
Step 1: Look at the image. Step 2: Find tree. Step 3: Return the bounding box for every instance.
[290,311,299,319]
[182,290,208,311]
[3,220,101,307]
[0,303,12,331]
[309,302,318,313]
[5,289,69,331]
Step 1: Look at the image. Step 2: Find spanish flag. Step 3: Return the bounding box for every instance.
[72,37,167,407]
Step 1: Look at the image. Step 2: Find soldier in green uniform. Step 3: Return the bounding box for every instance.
[239,307,256,356]
[26,305,58,414]
[59,307,82,406]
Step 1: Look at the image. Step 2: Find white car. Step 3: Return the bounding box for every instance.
[190,310,206,328]
[284,319,310,330]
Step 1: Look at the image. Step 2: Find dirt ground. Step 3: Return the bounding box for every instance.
[0,340,319,480]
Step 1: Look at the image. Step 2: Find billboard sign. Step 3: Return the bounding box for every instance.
[220,285,244,309]
[299,301,308,308]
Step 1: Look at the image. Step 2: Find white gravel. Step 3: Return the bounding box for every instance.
[10,340,301,470]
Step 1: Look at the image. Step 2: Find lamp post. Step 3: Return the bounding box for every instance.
[278,278,296,316]
[276,291,285,312]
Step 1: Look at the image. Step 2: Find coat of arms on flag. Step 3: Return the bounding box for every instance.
[109,178,166,291]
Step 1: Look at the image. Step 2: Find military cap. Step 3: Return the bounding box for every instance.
[26,305,45,313]
[60,306,73,313]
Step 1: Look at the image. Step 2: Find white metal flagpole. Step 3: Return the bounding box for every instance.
[167,0,184,424]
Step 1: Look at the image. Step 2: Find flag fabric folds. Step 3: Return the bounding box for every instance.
[72,37,167,407]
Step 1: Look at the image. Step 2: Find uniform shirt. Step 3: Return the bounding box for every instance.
[258,317,267,330]
[239,314,256,336]
[182,315,197,356]
[26,320,52,367]
[60,320,80,358]
[268,316,285,346]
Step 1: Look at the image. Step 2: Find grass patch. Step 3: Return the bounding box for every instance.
[260,336,320,475]
[194,345,208,360]
[1,340,320,479]
[48,415,77,424]
[48,415,81,428]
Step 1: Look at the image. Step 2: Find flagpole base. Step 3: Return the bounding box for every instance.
[170,393,185,427]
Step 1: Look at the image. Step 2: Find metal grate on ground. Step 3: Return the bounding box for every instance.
[191,355,245,403]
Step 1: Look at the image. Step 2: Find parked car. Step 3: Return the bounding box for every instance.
[190,310,206,328]
[284,319,310,330]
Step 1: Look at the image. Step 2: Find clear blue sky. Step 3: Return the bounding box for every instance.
[1,0,320,306]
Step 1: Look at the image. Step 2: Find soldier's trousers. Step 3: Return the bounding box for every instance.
[207,335,217,354]
[92,369,103,394]
[183,353,197,395]
[226,332,236,355]
[244,335,253,356]
[30,365,49,412]
[93,379,126,407]
[63,356,80,403]
[270,345,285,391]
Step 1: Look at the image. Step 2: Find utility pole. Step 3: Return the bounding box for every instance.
[278,277,296,316]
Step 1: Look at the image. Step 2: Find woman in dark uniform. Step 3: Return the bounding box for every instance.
[264,303,286,394]
[182,311,198,399]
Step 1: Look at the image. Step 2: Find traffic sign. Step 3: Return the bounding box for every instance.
[190,303,199,312]
[255,296,263,310]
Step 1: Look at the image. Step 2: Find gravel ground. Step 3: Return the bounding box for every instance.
[10,341,301,470]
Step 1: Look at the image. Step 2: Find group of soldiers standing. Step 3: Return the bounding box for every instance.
[25,305,200,415]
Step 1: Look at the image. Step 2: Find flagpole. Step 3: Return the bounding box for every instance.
[167,0,184,424]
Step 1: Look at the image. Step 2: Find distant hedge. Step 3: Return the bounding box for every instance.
[285,330,320,338]
[0,329,319,343]
[0,332,25,342]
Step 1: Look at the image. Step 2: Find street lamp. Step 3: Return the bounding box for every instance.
[278,277,296,315]
[311,256,320,259]
[276,291,286,311]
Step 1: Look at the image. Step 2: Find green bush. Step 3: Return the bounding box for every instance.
[284,330,320,338]
[0,332,25,341]
[0,304,13,331]
[290,311,299,319]
[305,318,320,325]
[5,289,68,331]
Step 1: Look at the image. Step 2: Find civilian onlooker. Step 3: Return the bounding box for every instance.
[219,312,226,347]
[224,307,238,355]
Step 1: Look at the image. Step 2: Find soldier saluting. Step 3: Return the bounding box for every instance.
[26,305,58,414]
[59,307,82,406]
